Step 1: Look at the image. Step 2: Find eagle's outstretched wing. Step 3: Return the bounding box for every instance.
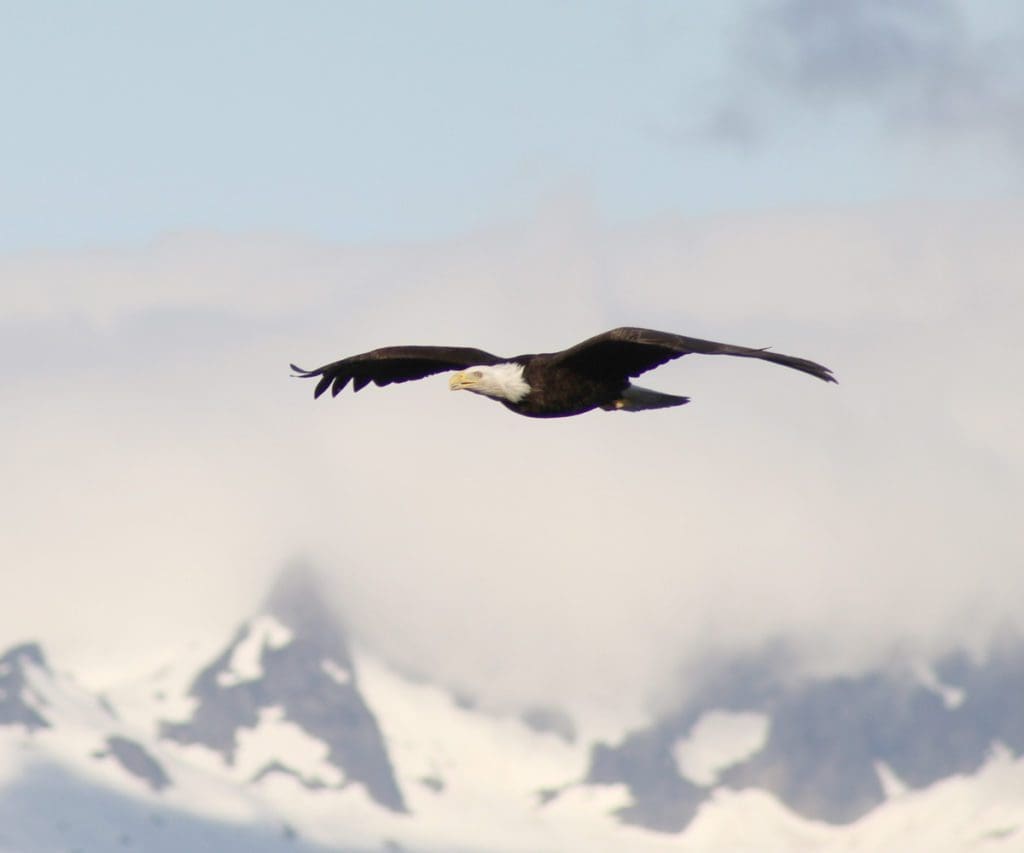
[549,327,836,383]
[291,345,505,399]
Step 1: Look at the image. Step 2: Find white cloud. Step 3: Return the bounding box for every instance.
[1,200,1021,718]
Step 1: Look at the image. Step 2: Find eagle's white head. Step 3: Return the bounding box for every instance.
[449,363,531,403]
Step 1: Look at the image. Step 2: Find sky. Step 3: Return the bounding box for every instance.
[2,1,1023,718]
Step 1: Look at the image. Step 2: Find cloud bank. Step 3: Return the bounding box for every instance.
[710,0,1024,156]
[2,200,1021,718]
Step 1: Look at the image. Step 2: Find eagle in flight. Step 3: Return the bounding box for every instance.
[291,327,836,419]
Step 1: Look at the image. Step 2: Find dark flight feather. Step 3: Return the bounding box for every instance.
[550,327,836,384]
[290,345,504,399]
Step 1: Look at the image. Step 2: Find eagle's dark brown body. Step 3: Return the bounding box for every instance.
[502,356,630,418]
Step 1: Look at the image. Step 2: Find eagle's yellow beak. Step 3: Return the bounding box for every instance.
[449,371,470,391]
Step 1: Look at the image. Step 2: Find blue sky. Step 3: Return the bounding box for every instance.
[3,1,1021,251]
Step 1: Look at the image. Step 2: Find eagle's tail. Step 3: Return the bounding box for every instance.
[602,385,690,412]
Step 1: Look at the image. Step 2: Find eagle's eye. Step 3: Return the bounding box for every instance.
[472,371,483,379]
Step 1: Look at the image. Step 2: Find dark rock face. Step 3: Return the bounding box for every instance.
[582,643,792,832]
[935,639,1024,755]
[587,638,1024,833]
[587,729,705,832]
[161,566,406,813]
[103,736,172,791]
[0,643,51,731]
[722,675,907,823]
[160,626,261,758]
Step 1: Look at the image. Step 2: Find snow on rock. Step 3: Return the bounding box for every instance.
[101,636,231,736]
[350,649,685,852]
[216,616,294,688]
[913,662,967,710]
[875,761,908,799]
[0,734,29,789]
[22,663,117,734]
[5,632,1024,852]
[355,649,582,805]
[685,786,836,851]
[235,706,344,788]
[0,749,307,853]
[319,658,351,686]
[681,747,1024,853]
[673,711,770,787]
[157,592,406,813]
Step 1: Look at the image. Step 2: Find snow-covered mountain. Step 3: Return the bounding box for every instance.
[159,568,405,814]
[2,569,1023,852]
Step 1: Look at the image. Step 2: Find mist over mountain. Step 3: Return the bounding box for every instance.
[2,565,1023,852]
[4,202,1021,723]
[160,565,405,812]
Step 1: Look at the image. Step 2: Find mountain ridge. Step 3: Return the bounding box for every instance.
[1,568,1023,851]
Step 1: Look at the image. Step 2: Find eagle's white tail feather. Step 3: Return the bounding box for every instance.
[603,385,690,412]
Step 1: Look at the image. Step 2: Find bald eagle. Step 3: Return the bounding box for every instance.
[291,327,836,419]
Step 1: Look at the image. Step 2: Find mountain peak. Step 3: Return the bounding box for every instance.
[0,641,52,730]
[263,562,345,653]
[1,641,48,671]
[161,563,407,813]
